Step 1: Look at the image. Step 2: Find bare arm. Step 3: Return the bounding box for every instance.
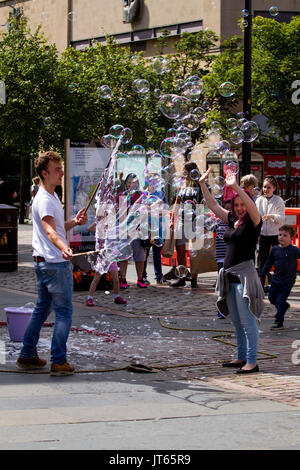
[64,207,88,232]
[199,168,229,223]
[41,216,72,260]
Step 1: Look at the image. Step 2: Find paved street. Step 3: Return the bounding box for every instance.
[0,223,299,450]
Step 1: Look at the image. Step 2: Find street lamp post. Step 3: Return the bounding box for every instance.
[242,0,252,176]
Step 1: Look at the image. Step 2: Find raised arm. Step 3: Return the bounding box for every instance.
[199,168,229,223]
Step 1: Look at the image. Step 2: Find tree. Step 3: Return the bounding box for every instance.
[203,16,300,199]
[0,14,61,222]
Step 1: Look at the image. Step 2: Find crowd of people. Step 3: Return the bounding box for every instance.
[15,150,300,377]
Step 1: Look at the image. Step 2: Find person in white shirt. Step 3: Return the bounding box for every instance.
[17,151,87,376]
[255,175,285,288]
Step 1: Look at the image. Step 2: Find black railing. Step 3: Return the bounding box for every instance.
[276,176,300,207]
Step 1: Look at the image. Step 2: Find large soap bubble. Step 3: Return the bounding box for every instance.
[219,82,235,98]
[99,85,112,99]
[120,127,133,144]
[132,79,150,94]
[151,56,170,74]
[109,124,124,138]
[160,137,186,159]
[269,6,279,17]
[101,134,117,148]
[180,113,200,132]
[158,94,191,120]
[240,121,259,143]
[226,118,238,131]
[183,80,203,101]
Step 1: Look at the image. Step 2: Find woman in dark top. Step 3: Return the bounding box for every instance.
[170,161,202,288]
[200,167,262,374]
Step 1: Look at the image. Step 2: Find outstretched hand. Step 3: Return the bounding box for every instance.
[225,170,237,187]
[75,208,88,226]
[199,167,211,183]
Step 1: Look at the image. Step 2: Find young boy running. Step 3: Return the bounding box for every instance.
[260,224,300,329]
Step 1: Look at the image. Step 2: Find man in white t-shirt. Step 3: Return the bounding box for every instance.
[17,151,87,376]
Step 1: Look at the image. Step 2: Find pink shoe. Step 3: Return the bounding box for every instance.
[120,279,128,289]
[137,279,147,288]
[114,296,127,305]
[86,298,94,307]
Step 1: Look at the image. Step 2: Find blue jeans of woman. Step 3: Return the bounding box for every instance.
[226,283,259,364]
[20,261,73,365]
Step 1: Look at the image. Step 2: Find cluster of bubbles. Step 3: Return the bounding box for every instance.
[39,57,261,276]
[241,5,279,27]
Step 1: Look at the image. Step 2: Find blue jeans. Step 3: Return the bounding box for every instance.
[143,244,163,281]
[268,281,293,325]
[226,283,259,364]
[20,261,73,365]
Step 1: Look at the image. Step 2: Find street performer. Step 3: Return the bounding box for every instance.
[17,151,87,376]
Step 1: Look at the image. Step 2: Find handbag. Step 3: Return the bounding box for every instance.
[189,237,217,274]
[162,225,175,258]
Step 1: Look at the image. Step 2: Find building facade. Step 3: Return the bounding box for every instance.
[0,0,299,54]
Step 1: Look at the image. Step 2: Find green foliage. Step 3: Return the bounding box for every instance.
[203,16,300,151]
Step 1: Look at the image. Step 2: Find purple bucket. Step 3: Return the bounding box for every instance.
[4,307,33,342]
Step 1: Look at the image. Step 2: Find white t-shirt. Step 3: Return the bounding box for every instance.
[32,187,67,263]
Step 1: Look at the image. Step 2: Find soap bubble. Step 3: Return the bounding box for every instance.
[240,120,259,143]
[216,140,231,153]
[211,184,223,199]
[158,94,191,120]
[118,97,127,107]
[214,176,225,187]
[219,82,235,98]
[120,127,133,144]
[101,134,117,148]
[226,118,238,131]
[44,116,52,126]
[204,215,218,231]
[236,111,245,120]
[176,79,185,90]
[154,88,162,99]
[131,145,146,154]
[160,137,186,159]
[242,20,248,28]
[98,85,111,99]
[224,160,239,176]
[183,80,203,101]
[175,265,189,278]
[109,124,124,138]
[238,118,248,129]
[180,113,200,132]
[67,84,77,93]
[138,90,150,100]
[166,128,177,138]
[145,129,154,139]
[241,9,249,17]
[193,107,206,120]
[68,11,77,22]
[203,235,215,250]
[190,168,201,181]
[151,56,170,74]
[269,6,279,17]
[210,121,222,132]
[132,79,150,94]
[185,75,202,84]
[206,130,222,150]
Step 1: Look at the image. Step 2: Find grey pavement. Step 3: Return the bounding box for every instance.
[0,223,299,450]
